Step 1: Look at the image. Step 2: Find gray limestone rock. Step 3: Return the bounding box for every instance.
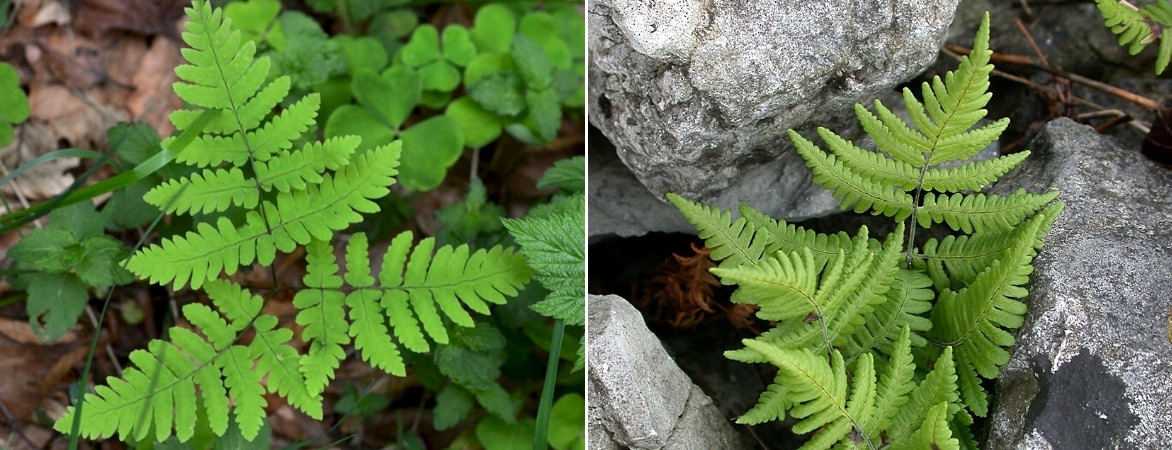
[588,0,959,232]
[588,294,752,449]
[986,118,1172,448]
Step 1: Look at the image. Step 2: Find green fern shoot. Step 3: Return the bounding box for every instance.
[54,0,532,443]
[668,12,1063,449]
[1096,0,1172,74]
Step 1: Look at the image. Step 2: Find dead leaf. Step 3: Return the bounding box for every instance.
[1142,99,1172,165]
[0,334,72,420]
[16,0,71,28]
[633,243,721,328]
[72,0,186,38]
[127,36,181,136]
[0,317,79,345]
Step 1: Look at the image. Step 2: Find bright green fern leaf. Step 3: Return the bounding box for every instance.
[503,193,585,326]
[667,193,771,269]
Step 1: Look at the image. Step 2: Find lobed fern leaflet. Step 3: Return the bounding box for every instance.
[1096,0,1172,74]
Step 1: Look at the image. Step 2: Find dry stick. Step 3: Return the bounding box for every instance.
[1013,17,1075,116]
[945,44,1161,112]
[939,48,1150,136]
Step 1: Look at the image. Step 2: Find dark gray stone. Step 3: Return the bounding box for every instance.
[588,294,752,449]
[987,118,1172,449]
[588,0,959,234]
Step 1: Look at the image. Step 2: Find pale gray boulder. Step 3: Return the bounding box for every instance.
[588,294,752,449]
[986,118,1172,449]
[588,0,959,236]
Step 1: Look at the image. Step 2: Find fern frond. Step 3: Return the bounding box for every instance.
[740,341,869,449]
[914,15,993,143]
[861,326,916,442]
[256,135,358,192]
[885,347,959,449]
[127,142,402,290]
[169,76,291,135]
[922,149,1026,193]
[927,119,1008,165]
[816,127,919,190]
[821,223,901,349]
[917,189,1059,233]
[343,233,405,375]
[172,2,269,113]
[907,403,961,450]
[144,168,256,215]
[789,130,915,220]
[737,373,789,425]
[854,102,929,167]
[929,213,1046,416]
[295,239,350,397]
[738,205,850,271]
[667,193,771,269]
[1096,0,1156,55]
[711,248,819,322]
[176,94,320,167]
[842,267,934,358]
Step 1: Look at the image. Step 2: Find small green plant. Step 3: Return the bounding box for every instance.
[6,202,131,341]
[669,13,1062,449]
[54,1,533,443]
[1097,0,1172,74]
[0,61,27,148]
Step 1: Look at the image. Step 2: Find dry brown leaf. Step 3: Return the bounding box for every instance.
[0,334,72,420]
[0,317,79,345]
[72,0,186,38]
[127,36,182,136]
[633,243,721,328]
[16,0,71,28]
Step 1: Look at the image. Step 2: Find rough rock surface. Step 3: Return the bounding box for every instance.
[588,294,751,449]
[986,118,1172,449]
[588,0,959,233]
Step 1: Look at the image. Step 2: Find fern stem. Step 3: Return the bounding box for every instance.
[533,318,565,450]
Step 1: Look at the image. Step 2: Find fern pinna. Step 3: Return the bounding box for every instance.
[668,13,1063,449]
[54,0,531,444]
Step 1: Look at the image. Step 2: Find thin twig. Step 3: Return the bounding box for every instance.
[0,397,37,449]
[84,305,123,375]
[944,44,1161,111]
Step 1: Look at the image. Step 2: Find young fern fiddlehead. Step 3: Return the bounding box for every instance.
[669,12,1063,449]
[54,0,532,443]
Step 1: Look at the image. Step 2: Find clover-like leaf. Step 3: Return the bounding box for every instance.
[445,97,504,148]
[223,0,281,44]
[470,4,517,54]
[442,25,478,67]
[464,52,514,86]
[398,115,464,190]
[334,35,389,75]
[353,65,420,130]
[325,106,396,153]
[520,12,571,69]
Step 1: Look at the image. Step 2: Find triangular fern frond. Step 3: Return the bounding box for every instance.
[907,403,961,450]
[667,193,771,269]
[737,373,790,425]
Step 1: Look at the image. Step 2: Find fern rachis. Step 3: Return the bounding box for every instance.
[671,12,1062,449]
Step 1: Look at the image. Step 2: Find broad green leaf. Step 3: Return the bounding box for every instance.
[8,226,76,272]
[0,122,11,148]
[271,11,343,89]
[445,97,503,149]
[537,156,584,192]
[417,60,461,92]
[520,12,572,69]
[476,417,535,450]
[325,105,395,153]
[352,66,420,130]
[434,325,506,392]
[548,394,585,450]
[468,72,525,116]
[420,89,452,109]
[398,115,464,190]
[75,235,131,287]
[223,0,280,44]
[334,35,388,75]
[442,25,477,66]
[512,34,553,89]
[401,24,441,67]
[552,9,586,59]
[0,62,29,124]
[27,272,88,342]
[369,9,418,47]
[470,4,516,54]
[464,52,514,86]
[475,383,518,421]
[527,87,562,142]
[503,194,585,325]
[313,76,352,121]
[49,200,103,239]
[433,384,474,430]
